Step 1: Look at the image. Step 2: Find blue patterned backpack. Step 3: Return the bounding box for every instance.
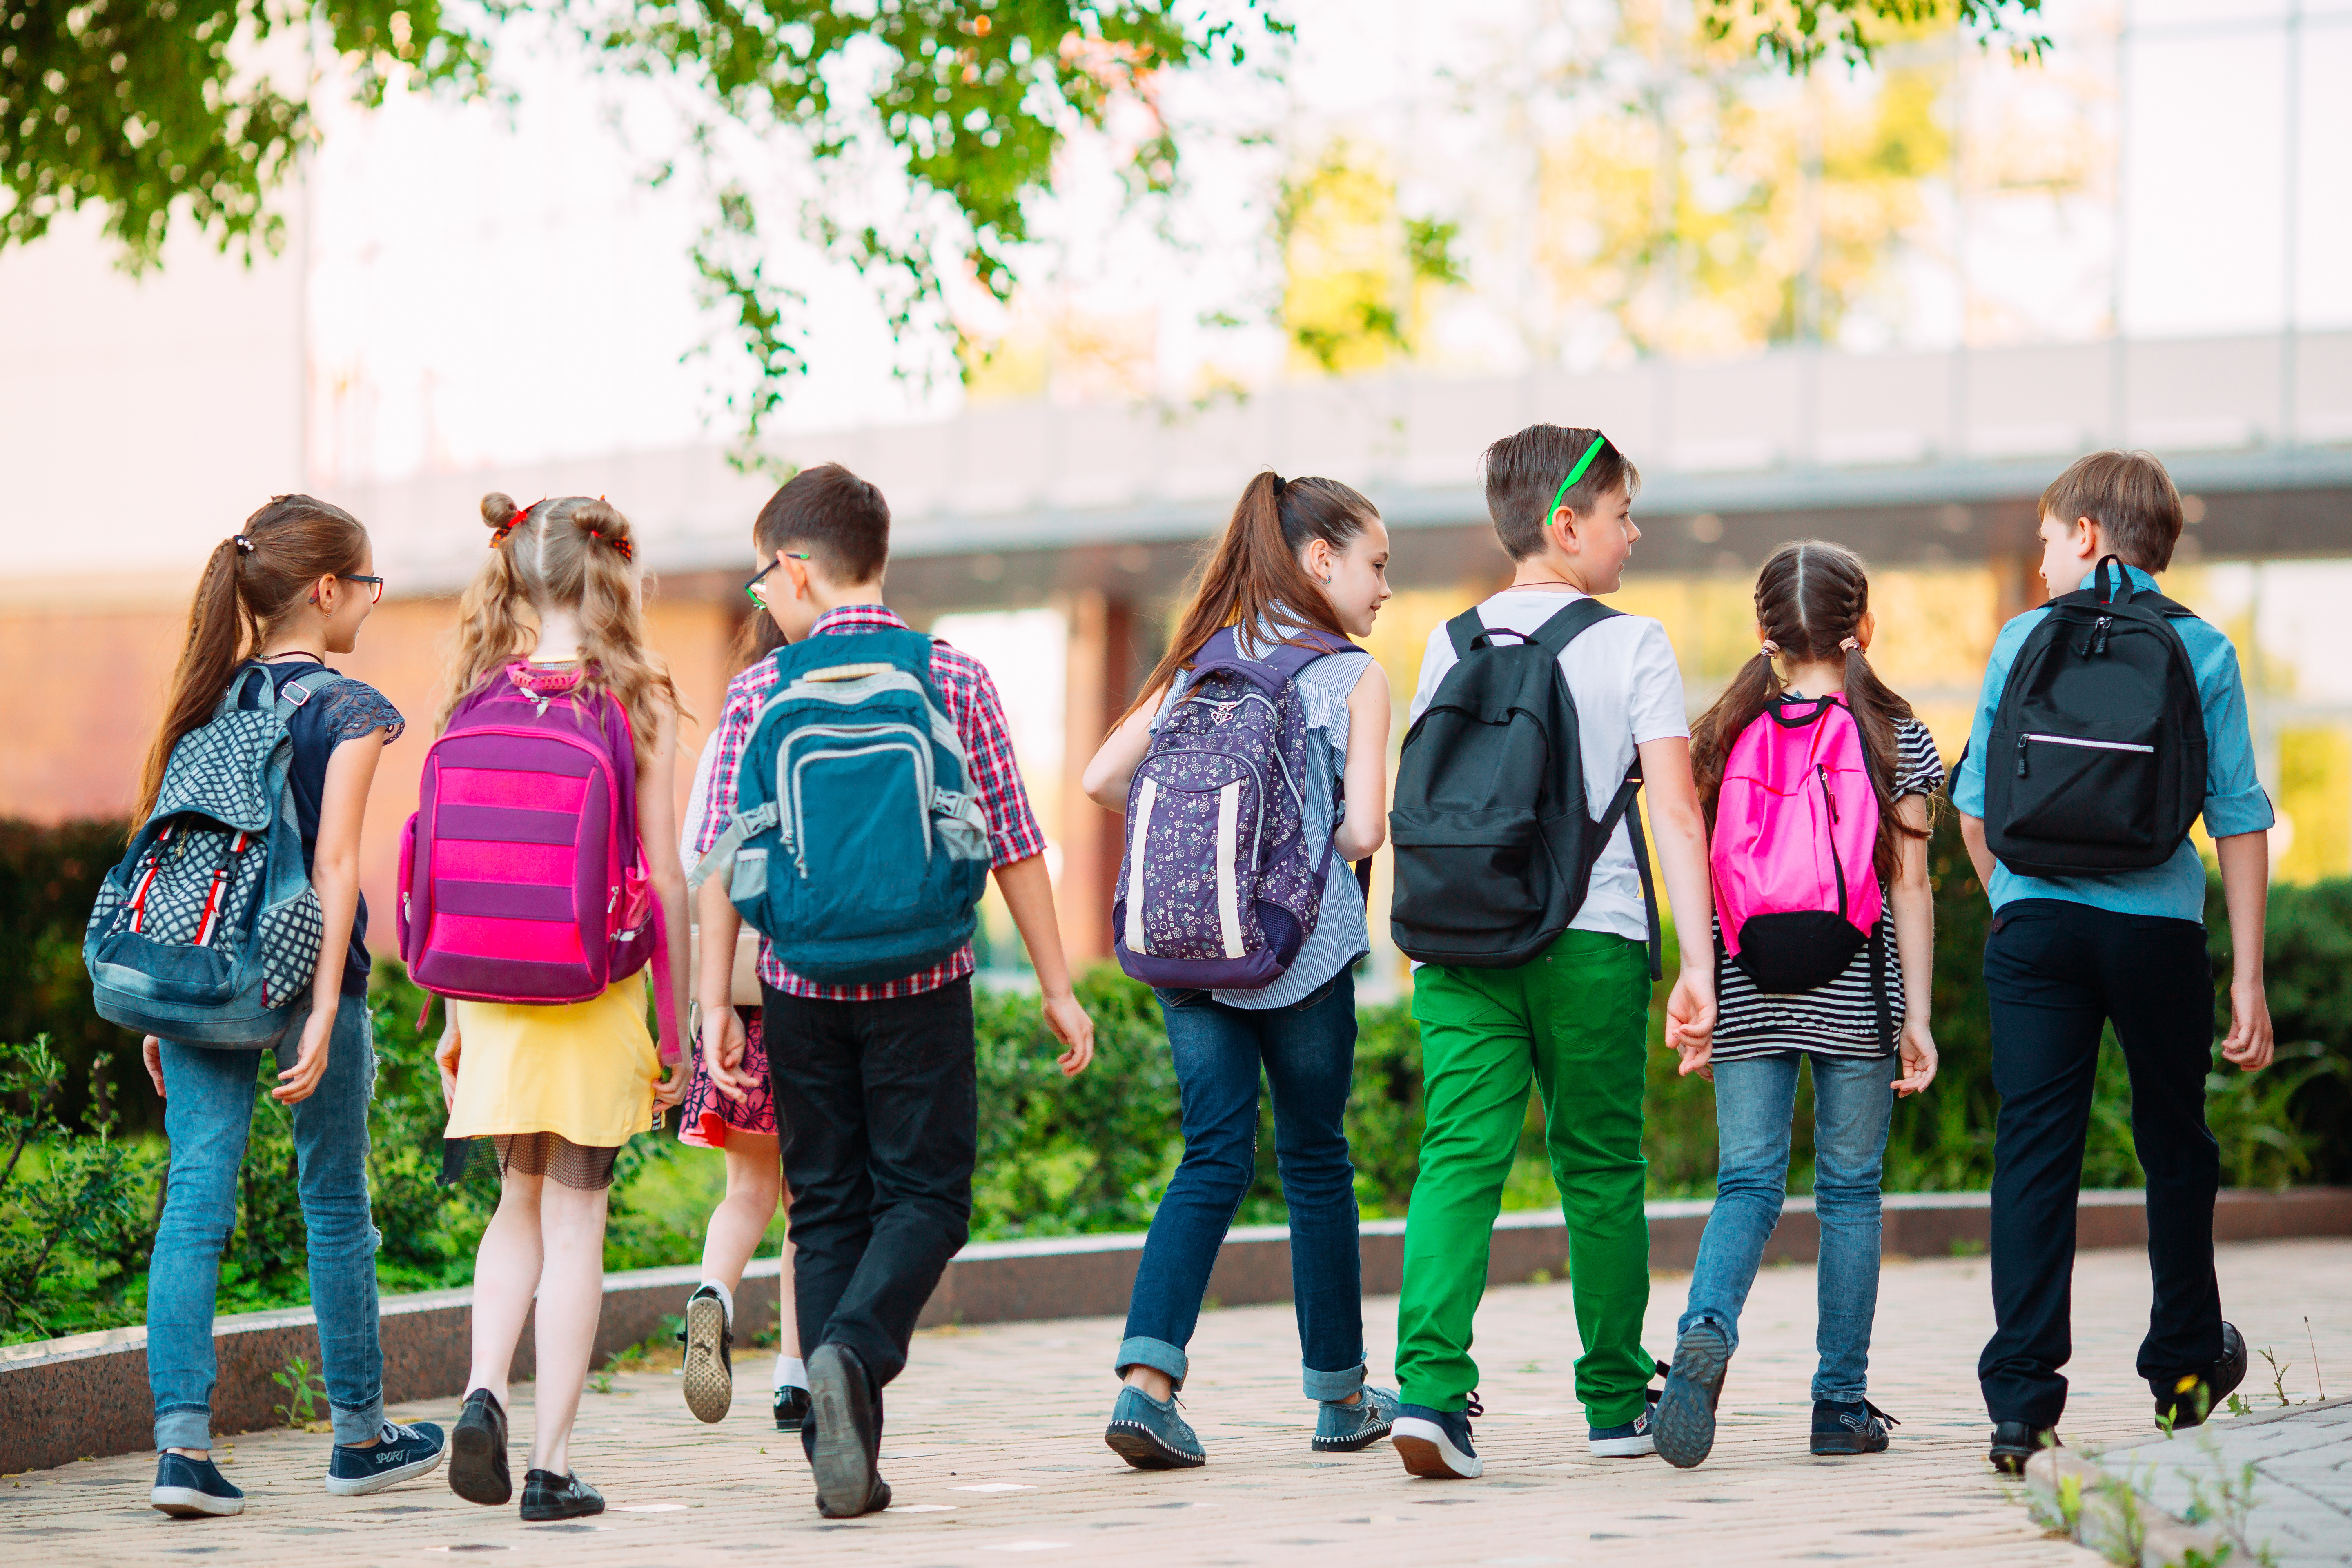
[1112,626,1354,989]
[84,664,340,1043]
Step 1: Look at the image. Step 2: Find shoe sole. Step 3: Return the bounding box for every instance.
[808,1346,879,1518]
[1310,1420,1393,1454]
[1653,1327,1729,1470]
[151,1487,245,1518]
[324,1444,448,1496]
[1391,1417,1481,1479]
[682,1293,733,1424]
[447,1412,511,1506]
[1105,1420,1205,1470]
[520,1494,606,1522]
[1588,1433,1657,1457]
[1989,1446,2034,1476]
[1811,1432,1890,1457]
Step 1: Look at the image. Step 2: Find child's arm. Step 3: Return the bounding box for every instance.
[1638,735,1717,1076]
[993,854,1095,1076]
[1890,793,1939,1096]
[276,729,384,1104]
[1081,690,1165,811]
[2215,831,2274,1071]
[634,698,692,1109]
[695,876,755,1099]
[1332,662,1392,861]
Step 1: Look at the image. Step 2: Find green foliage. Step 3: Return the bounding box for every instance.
[1701,0,2050,73]
[0,818,151,1134]
[0,1035,162,1340]
[271,1354,330,1428]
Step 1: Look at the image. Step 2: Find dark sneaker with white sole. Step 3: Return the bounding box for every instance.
[1811,1399,1898,1456]
[807,1342,889,1517]
[680,1284,734,1424]
[1392,1398,1483,1479]
[1988,1420,2060,1475]
[774,1385,811,1433]
[1654,1322,1731,1469]
[519,1468,605,1521]
[1589,1371,1664,1457]
[2152,1321,2247,1431]
[448,1387,512,1506]
[151,1452,245,1518]
[1105,1385,1206,1469]
[1312,1385,1400,1453]
[326,1419,448,1496]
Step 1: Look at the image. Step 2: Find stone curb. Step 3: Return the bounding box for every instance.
[4,1185,2345,1477]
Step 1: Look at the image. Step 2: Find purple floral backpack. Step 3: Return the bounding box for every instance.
[1112,626,1354,990]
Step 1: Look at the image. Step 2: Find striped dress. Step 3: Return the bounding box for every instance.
[1710,717,1944,1062]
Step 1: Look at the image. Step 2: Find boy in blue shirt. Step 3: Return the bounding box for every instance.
[1953,450,2275,1475]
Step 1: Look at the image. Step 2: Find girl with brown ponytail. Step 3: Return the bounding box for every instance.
[430,494,692,1522]
[1653,539,1943,1472]
[136,497,448,1519]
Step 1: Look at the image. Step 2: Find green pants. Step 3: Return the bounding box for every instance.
[1396,929,1654,1426]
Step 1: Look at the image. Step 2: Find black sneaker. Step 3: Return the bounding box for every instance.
[2151,1321,2247,1431]
[326,1419,448,1496]
[1391,1396,1483,1479]
[680,1284,734,1424]
[448,1388,512,1506]
[151,1452,245,1518]
[807,1343,889,1517]
[1811,1399,1898,1456]
[519,1468,605,1522]
[1988,1420,2060,1476]
[1654,1323,1731,1469]
[774,1385,811,1433]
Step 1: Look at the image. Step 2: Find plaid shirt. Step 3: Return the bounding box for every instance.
[693,604,1047,1001]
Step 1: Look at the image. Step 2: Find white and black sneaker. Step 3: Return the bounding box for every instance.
[151,1452,245,1518]
[326,1419,448,1496]
[680,1284,734,1424]
[1588,1371,1664,1457]
[1391,1395,1483,1479]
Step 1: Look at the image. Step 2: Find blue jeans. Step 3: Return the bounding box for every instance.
[1677,1051,1898,1403]
[1117,969,1366,1401]
[148,993,384,1449]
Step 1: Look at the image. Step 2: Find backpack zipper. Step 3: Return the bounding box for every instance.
[2017,732,2155,777]
[1815,763,1849,920]
[782,726,934,876]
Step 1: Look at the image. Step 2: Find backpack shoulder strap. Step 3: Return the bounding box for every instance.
[1528,597,1622,656]
[274,668,347,719]
[1443,608,1488,661]
[1252,628,1355,684]
[211,661,274,721]
[1590,757,1662,981]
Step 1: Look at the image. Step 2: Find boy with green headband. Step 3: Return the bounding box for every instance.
[1386,423,1717,1480]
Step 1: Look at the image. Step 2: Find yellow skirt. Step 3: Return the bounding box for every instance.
[446,975,659,1147]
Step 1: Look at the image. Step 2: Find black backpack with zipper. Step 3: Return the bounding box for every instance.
[1982,555,2207,878]
[1389,600,1659,973]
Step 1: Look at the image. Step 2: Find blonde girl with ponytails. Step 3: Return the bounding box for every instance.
[431,494,691,1522]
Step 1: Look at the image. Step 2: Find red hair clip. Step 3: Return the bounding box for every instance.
[584,523,633,562]
[490,498,543,548]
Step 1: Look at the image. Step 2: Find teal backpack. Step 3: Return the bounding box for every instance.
[690,629,993,984]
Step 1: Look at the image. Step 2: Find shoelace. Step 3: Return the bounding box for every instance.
[1461,1391,1484,1436]
[1862,1400,1900,1429]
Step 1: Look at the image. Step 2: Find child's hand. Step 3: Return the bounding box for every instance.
[273,1005,336,1104]
[1041,990,1095,1077]
[652,1062,688,1111]
[702,1005,758,1102]
[435,1020,463,1112]
[2220,977,2274,1071]
[143,1036,166,1099]
[1895,1019,1940,1096]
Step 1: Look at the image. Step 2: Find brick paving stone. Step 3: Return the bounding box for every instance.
[4,1237,2346,1567]
[2094,1394,2352,1567]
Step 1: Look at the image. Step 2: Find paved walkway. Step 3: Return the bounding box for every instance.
[7,1238,2348,1566]
[2094,1394,2352,1567]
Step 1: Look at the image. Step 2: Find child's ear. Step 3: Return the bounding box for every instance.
[782,553,813,601]
[1550,506,1580,555]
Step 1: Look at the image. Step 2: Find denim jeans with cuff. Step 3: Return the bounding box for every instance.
[1115,969,1368,1402]
[1677,1050,1898,1404]
[147,993,384,1450]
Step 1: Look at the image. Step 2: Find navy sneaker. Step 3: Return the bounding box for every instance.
[519,1468,605,1521]
[680,1284,733,1424]
[2152,1321,2247,1431]
[1313,1385,1400,1453]
[1654,1322,1732,1469]
[1391,1396,1482,1479]
[1811,1398,1898,1456]
[1105,1385,1206,1469]
[448,1388,512,1506]
[774,1384,811,1433]
[326,1419,448,1496]
[1988,1420,2060,1475]
[807,1342,889,1517]
[1588,1381,1659,1458]
[151,1451,244,1518]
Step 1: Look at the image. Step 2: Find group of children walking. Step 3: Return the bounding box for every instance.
[108,417,2276,1523]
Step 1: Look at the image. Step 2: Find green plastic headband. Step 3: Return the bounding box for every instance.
[1546,433,1610,521]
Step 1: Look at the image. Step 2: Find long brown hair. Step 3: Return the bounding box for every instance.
[1120,472,1377,725]
[136,496,370,826]
[437,493,686,763]
[1688,539,1930,883]
[729,606,785,675]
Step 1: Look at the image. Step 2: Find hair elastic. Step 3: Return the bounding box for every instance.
[1838,636,1860,653]
[1545,433,1610,521]
[490,499,542,548]
[231,534,254,556]
[1760,639,1781,657]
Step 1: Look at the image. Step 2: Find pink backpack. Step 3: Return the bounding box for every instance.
[1710,694,1891,1033]
[398,663,675,1054]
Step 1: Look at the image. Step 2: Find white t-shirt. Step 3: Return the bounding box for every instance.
[1406,588,1689,942]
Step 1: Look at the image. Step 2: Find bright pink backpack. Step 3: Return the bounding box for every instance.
[1710,693,1890,1031]
[399,663,675,1054]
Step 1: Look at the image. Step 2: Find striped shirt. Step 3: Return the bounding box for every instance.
[1711,717,1944,1062]
[693,604,1048,1002]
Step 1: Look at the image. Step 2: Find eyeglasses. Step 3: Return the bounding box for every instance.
[743,552,810,605]
[339,574,386,604]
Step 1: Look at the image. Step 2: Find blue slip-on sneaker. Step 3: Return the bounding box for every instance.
[1653,1322,1732,1469]
[326,1419,448,1496]
[1105,1385,1206,1470]
[1391,1396,1482,1479]
[1811,1398,1898,1457]
[151,1451,245,1518]
[447,1387,512,1506]
[680,1284,734,1425]
[1313,1384,1400,1453]
[1588,1379,1659,1458]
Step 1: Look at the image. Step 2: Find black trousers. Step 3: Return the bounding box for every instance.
[762,978,977,1389]
[1977,900,2223,1427]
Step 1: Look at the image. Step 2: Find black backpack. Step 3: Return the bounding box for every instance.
[1982,555,2208,878]
[1389,601,1660,973]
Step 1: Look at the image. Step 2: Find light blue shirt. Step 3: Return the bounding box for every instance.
[1952,563,2273,922]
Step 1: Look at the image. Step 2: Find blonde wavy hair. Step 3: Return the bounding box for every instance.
[436,492,686,762]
